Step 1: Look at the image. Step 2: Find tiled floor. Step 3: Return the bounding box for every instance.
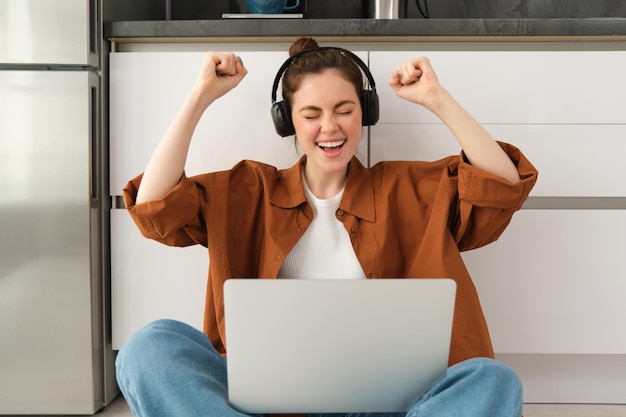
[102,395,626,417]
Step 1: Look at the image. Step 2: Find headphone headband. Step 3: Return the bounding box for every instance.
[270,47,380,137]
[271,47,377,103]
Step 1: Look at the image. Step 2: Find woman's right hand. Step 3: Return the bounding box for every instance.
[135,52,247,204]
[196,52,248,105]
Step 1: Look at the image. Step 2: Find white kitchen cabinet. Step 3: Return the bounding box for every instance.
[370,50,626,125]
[110,51,297,196]
[370,124,626,197]
[463,209,626,355]
[109,50,369,348]
[369,49,626,403]
[110,46,626,402]
[369,50,626,198]
[462,209,626,402]
[110,209,207,349]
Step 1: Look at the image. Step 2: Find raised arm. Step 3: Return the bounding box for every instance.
[388,57,521,185]
[135,52,248,204]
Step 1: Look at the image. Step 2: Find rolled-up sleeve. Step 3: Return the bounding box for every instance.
[123,173,206,247]
[458,142,537,209]
[453,142,538,251]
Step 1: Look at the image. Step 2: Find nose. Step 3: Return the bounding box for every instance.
[320,113,339,133]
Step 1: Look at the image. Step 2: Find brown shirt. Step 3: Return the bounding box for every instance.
[124,141,537,366]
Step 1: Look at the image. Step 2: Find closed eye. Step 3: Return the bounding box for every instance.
[298,100,358,119]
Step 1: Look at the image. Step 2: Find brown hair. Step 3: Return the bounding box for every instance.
[281,37,364,109]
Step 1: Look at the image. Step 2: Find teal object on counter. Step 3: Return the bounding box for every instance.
[246,0,300,14]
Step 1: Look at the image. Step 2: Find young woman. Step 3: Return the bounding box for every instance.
[116,37,538,417]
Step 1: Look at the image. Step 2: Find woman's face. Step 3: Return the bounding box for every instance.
[290,69,363,180]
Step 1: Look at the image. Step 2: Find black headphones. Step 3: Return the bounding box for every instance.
[271,47,380,137]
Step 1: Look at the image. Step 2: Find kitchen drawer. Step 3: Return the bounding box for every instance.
[111,209,207,349]
[109,51,298,195]
[370,123,626,197]
[109,50,370,195]
[462,209,626,355]
[370,50,626,125]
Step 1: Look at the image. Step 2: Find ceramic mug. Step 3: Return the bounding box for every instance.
[246,0,300,14]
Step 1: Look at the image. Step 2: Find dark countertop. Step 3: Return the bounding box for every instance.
[104,18,626,42]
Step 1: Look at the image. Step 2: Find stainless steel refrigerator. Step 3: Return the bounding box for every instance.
[0,0,117,414]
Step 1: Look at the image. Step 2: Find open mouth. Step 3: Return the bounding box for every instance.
[317,140,346,151]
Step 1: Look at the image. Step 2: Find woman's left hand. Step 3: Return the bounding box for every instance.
[388,57,442,108]
[388,57,522,185]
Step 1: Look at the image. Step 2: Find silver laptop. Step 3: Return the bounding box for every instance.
[223,279,456,413]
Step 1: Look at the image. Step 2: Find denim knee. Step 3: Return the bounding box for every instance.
[116,319,205,389]
[453,357,524,411]
[409,357,523,417]
[115,320,234,417]
[463,357,523,394]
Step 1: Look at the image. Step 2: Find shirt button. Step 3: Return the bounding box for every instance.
[297,224,304,231]
[336,209,345,216]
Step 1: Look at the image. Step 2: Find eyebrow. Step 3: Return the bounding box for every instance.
[297,100,357,112]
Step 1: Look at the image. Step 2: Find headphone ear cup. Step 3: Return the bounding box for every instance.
[271,101,295,137]
[360,90,380,126]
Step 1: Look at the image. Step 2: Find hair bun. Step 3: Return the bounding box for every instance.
[289,37,319,57]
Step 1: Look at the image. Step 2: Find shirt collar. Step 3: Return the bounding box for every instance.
[340,157,376,223]
[271,156,376,223]
[270,157,308,209]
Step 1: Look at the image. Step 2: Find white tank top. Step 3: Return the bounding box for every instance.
[277,177,366,280]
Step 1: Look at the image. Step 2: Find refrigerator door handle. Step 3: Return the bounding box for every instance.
[90,80,100,206]
[89,0,101,67]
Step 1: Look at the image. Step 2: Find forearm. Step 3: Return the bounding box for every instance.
[135,86,212,204]
[428,88,521,184]
[389,57,521,184]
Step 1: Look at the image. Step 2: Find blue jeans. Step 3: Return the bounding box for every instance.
[116,319,523,417]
